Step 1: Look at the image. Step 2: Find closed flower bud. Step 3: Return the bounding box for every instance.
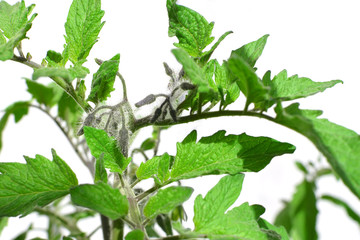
[151,108,162,123]
[135,94,156,108]
[180,82,196,90]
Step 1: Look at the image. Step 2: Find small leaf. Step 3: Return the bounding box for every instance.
[58,92,83,129]
[295,161,309,175]
[0,149,78,217]
[94,153,107,183]
[0,1,35,39]
[0,23,32,61]
[70,182,128,220]
[64,0,105,64]
[87,54,120,104]
[258,218,290,240]
[136,153,171,184]
[170,130,295,181]
[83,126,130,173]
[275,103,360,199]
[26,80,63,107]
[144,186,193,219]
[231,34,269,68]
[321,195,360,226]
[125,229,144,240]
[140,138,156,151]
[0,101,29,151]
[167,0,214,57]
[227,54,269,110]
[156,214,173,236]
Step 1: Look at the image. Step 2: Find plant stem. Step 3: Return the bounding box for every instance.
[101,215,111,240]
[133,110,276,131]
[136,186,158,202]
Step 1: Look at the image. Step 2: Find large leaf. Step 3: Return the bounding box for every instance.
[227,54,269,110]
[143,186,193,219]
[70,182,128,220]
[0,149,78,217]
[194,174,280,239]
[230,34,269,68]
[136,153,171,185]
[83,126,130,173]
[87,54,120,104]
[57,92,83,129]
[167,0,214,57]
[0,101,29,152]
[64,0,105,64]
[275,103,360,199]
[170,130,295,181]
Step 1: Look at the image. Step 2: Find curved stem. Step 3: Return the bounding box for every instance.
[133,110,276,132]
[30,104,94,176]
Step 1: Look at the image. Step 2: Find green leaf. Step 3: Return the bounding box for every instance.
[83,126,130,173]
[45,50,63,66]
[0,1,35,39]
[26,80,63,107]
[262,70,343,108]
[167,0,214,57]
[0,217,8,236]
[136,153,171,184]
[0,23,32,61]
[274,201,292,234]
[94,153,107,183]
[32,67,75,83]
[70,182,128,220]
[87,54,120,104]
[194,174,277,239]
[258,218,290,240]
[227,54,269,110]
[64,0,105,64]
[125,229,144,240]
[156,214,173,236]
[321,195,360,226]
[143,186,193,219]
[58,92,83,129]
[231,34,269,68]
[170,130,295,181]
[200,31,233,64]
[0,101,29,152]
[172,48,210,93]
[275,103,360,199]
[140,138,156,151]
[290,180,318,240]
[0,149,78,217]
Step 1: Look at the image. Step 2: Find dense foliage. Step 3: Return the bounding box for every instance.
[0,0,359,239]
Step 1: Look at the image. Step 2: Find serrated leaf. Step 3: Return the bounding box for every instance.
[32,67,74,83]
[64,0,105,64]
[0,149,78,217]
[70,182,128,220]
[83,126,130,173]
[200,31,233,64]
[45,50,63,66]
[87,54,120,104]
[144,186,193,219]
[170,130,295,181]
[0,23,32,61]
[258,218,290,240]
[321,195,360,226]
[94,153,107,183]
[0,217,8,236]
[26,80,63,107]
[262,70,343,109]
[0,101,29,152]
[167,0,214,57]
[0,1,34,39]
[231,34,269,68]
[136,153,170,184]
[275,103,360,199]
[125,229,144,240]
[227,54,269,110]
[194,174,277,239]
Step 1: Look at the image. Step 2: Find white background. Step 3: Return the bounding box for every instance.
[1,0,360,239]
